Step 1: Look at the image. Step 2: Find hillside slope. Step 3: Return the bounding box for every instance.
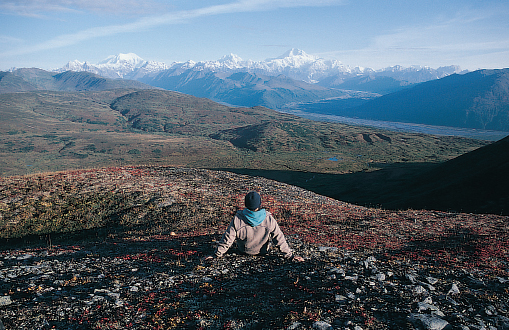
[386,135,509,214]
[0,69,154,93]
[0,71,38,93]
[0,166,508,329]
[313,69,509,131]
[140,70,347,109]
[109,89,291,135]
[0,88,491,212]
[275,134,509,216]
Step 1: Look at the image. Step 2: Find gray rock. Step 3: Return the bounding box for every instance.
[344,275,359,281]
[318,247,338,253]
[287,321,302,330]
[448,283,460,295]
[328,267,345,276]
[407,273,417,283]
[413,285,428,295]
[409,313,450,330]
[417,302,445,317]
[312,321,333,330]
[0,296,12,306]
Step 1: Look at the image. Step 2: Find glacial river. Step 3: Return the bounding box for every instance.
[280,110,509,141]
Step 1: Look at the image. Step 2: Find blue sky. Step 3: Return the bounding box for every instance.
[1,0,508,71]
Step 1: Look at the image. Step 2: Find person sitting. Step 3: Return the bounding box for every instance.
[205,191,304,262]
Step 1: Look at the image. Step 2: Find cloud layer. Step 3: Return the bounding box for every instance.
[0,0,167,17]
[1,0,344,57]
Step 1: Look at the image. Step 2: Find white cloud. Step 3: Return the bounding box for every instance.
[0,0,345,58]
[0,0,342,17]
[318,6,509,70]
[0,0,168,17]
[0,35,24,44]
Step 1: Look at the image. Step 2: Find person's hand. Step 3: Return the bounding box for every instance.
[203,255,214,262]
[292,255,304,262]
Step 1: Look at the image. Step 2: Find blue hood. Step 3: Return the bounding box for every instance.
[242,208,266,227]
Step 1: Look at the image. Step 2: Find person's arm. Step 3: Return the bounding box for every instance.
[213,217,238,258]
[268,214,304,262]
[268,215,295,258]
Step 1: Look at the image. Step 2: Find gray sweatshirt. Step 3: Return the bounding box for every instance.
[215,210,293,258]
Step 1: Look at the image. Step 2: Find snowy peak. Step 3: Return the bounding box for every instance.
[276,48,316,60]
[55,49,463,85]
[97,53,146,68]
[257,49,351,82]
[219,53,243,64]
[57,53,167,79]
[61,60,85,71]
[267,48,319,68]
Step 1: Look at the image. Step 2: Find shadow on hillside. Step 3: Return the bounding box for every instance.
[0,221,217,252]
[0,223,221,255]
[219,162,508,215]
[218,163,438,210]
[0,226,125,251]
[380,227,498,273]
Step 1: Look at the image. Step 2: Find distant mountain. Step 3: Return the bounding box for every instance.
[0,71,39,93]
[49,50,469,110]
[314,68,509,131]
[317,74,411,95]
[57,49,356,83]
[56,53,169,80]
[388,135,509,215]
[56,49,463,88]
[140,70,348,109]
[0,68,154,93]
[317,65,463,94]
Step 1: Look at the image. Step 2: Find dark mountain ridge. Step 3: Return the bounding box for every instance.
[388,134,509,215]
[318,68,509,131]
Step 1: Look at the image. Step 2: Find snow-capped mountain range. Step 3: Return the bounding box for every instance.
[57,53,169,80]
[55,49,463,85]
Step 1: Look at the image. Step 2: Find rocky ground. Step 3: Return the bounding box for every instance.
[0,166,508,329]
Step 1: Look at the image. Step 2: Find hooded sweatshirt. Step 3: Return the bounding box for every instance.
[242,208,266,227]
[215,209,293,258]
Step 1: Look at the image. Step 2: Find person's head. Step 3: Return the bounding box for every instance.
[245,191,261,211]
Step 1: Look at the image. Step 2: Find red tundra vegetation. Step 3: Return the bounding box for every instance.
[0,166,507,329]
